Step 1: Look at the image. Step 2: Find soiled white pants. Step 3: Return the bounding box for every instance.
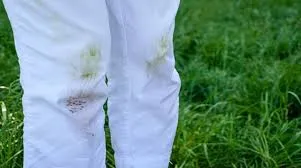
[3,0,181,167]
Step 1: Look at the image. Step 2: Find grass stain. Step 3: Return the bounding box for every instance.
[78,45,102,80]
[147,34,170,73]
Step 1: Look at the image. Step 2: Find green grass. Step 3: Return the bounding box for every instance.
[1,0,301,167]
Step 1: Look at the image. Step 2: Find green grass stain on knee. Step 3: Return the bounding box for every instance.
[79,45,102,80]
[88,47,98,57]
[80,72,97,79]
[147,34,170,72]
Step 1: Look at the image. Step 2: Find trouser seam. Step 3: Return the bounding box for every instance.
[116,0,132,159]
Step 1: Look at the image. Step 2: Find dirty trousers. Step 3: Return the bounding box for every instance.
[3,0,181,167]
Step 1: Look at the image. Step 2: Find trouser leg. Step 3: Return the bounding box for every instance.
[3,0,110,167]
[106,0,181,167]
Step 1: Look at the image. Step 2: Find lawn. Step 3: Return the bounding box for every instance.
[1,0,301,167]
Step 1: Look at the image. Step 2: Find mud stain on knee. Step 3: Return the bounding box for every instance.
[65,91,97,114]
[66,96,87,113]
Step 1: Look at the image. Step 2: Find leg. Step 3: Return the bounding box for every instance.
[3,0,110,167]
[106,0,181,167]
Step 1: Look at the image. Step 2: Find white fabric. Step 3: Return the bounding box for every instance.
[3,0,181,167]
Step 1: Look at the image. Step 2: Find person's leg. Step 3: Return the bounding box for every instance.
[106,0,181,167]
[3,0,110,167]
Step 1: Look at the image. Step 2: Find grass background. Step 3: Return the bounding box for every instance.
[1,0,301,167]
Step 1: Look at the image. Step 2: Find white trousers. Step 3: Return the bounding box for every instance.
[3,0,181,167]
